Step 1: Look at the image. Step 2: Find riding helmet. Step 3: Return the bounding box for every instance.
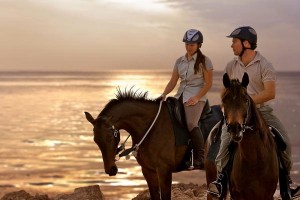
[183,29,203,44]
[227,26,257,44]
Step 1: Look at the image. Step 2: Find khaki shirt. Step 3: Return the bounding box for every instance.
[174,53,213,103]
[224,51,276,105]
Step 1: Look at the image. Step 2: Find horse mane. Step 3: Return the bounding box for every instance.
[99,87,156,116]
[115,87,150,101]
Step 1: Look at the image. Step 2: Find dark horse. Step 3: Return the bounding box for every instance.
[85,88,221,200]
[205,73,279,200]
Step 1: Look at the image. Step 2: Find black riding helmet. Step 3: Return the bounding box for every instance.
[227,26,257,56]
[183,29,203,44]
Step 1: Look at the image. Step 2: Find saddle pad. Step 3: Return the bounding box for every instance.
[166,102,189,146]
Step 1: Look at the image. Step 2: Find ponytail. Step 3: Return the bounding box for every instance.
[194,48,206,74]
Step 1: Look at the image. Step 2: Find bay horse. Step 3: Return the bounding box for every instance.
[85,88,221,200]
[205,73,279,200]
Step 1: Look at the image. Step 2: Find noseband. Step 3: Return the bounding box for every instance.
[110,125,119,138]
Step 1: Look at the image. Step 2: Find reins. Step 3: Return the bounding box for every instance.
[115,99,164,158]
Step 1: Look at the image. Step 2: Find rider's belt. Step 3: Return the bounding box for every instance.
[256,103,264,108]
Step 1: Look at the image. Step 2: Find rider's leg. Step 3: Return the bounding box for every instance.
[259,106,300,197]
[189,127,205,169]
[207,123,231,197]
[259,106,291,170]
[184,101,205,169]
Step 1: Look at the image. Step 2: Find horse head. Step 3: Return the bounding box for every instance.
[222,73,251,142]
[85,112,120,176]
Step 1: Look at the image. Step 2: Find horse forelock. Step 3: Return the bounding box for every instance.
[222,79,245,105]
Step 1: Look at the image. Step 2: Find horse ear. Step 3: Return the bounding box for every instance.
[223,73,231,88]
[84,112,95,124]
[241,73,249,88]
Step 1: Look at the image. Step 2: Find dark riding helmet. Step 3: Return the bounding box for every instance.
[227,26,257,47]
[183,29,203,44]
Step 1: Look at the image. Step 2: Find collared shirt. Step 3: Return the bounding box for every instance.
[174,53,213,103]
[224,51,276,105]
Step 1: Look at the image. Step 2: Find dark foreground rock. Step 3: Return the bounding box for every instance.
[133,183,208,200]
[0,185,104,200]
[0,190,49,200]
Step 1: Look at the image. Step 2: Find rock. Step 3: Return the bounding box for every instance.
[0,190,50,200]
[0,190,32,200]
[54,185,104,200]
[133,183,207,200]
[133,183,283,200]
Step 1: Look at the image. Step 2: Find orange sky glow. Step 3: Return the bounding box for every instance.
[0,0,299,71]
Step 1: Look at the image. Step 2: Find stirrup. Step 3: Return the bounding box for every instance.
[187,149,204,170]
[291,186,300,198]
[187,150,195,170]
[207,174,224,198]
[208,181,223,198]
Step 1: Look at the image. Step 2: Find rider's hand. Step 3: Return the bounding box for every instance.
[186,96,200,106]
[156,93,166,101]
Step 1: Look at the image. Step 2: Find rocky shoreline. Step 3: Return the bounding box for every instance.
[0,183,284,200]
[0,183,209,200]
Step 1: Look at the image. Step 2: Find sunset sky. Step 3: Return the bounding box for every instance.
[0,0,299,71]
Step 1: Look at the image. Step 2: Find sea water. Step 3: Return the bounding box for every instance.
[0,70,299,199]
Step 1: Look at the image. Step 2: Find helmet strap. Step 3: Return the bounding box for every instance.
[239,39,252,57]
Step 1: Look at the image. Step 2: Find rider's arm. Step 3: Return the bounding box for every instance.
[251,80,275,104]
[196,69,213,99]
[161,67,179,99]
[186,69,213,106]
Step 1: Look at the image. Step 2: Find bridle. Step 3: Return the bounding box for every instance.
[223,93,254,137]
[104,99,163,159]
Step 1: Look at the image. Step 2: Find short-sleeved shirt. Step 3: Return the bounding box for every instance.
[224,51,276,105]
[174,53,213,103]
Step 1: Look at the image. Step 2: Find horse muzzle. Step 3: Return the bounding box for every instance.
[228,123,243,142]
[231,132,243,142]
[105,165,118,176]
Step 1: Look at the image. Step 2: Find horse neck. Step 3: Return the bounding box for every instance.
[238,130,263,160]
[237,105,274,163]
[111,100,159,143]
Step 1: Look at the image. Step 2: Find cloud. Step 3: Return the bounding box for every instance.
[0,0,299,71]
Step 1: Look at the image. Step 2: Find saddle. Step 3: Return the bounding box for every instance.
[165,97,222,172]
[166,97,220,144]
[166,97,212,128]
[269,125,287,151]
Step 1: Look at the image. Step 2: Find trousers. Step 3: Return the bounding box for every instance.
[183,101,205,131]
